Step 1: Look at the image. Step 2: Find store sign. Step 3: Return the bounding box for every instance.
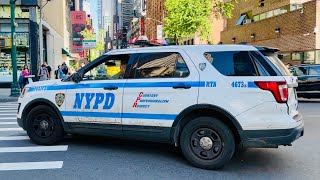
[71,11,86,57]
[83,40,96,49]
[0,6,29,18]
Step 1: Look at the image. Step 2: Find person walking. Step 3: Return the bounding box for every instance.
[44,62,52,79]
[61,62,69,75]
[54,65,60,79]
[21,65,30,89]
[58,65,67,79]
[38,64,49,81]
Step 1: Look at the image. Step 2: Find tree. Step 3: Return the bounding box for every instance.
[80,28,95,40]
[164,0,234,42]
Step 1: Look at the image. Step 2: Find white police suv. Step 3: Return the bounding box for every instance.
[17,45,304,169]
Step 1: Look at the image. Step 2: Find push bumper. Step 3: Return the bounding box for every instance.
[17,118,25,130]
[240,119,304,148]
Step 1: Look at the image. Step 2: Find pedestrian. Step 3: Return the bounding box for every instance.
[54,65,60,79]
[38,64,49,81]
[58,65,67,79]
[21,64,30,89]
[44,62,52,79]
[61,62,69,75]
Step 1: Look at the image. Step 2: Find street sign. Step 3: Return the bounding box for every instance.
[157,25,163,40]
[82,39,96,49]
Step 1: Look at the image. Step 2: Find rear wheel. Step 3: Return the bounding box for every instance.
[180,117,235,169]
[26,105,64,145]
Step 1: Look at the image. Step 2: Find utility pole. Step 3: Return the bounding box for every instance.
[10,0,20,96]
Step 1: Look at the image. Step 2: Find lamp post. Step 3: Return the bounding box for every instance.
[10,0,20,97]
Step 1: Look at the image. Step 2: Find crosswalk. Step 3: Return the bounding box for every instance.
[0,102,68,171]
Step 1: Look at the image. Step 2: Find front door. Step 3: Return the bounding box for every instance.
[72,54,135,125]
[122,50,199,141]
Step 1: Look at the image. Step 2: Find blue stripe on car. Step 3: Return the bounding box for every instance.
[28,81,208,92]
[61,111,176,120]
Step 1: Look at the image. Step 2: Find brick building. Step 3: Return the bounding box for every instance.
[146,0,165,40]
[221,0,320,64]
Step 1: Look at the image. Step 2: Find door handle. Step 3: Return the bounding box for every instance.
[103,86,118,90]
[172,84,191,89]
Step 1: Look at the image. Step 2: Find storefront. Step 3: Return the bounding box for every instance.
[0,1,39,87]
[0,20,30,86]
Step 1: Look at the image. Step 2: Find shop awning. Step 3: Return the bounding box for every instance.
[62,48,71,56]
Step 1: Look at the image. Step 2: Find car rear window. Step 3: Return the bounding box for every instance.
[204,51,259,76]
[263,53,291,76]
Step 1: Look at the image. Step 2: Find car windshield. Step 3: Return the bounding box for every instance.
[264,54,292,76]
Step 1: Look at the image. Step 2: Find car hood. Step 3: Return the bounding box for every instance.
[26,79,64,88]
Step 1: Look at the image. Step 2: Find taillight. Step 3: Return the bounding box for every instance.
[254,81,288,103]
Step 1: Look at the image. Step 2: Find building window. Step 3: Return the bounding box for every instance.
[292,52,303,61]
[253,15,259,22]
[259,13,266,20]
[266,11,273,18]
[236,14,247,25]
[303,51,315,64]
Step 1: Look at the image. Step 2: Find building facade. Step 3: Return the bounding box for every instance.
[40,0,73,76]
[145,0,164,40]
[221,0,320,64]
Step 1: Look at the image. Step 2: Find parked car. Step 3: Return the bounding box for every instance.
[290,64,320,98]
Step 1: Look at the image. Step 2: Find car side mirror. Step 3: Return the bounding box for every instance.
[71,72,82,83]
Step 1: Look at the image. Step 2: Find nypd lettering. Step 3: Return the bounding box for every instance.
[73,93,115,110]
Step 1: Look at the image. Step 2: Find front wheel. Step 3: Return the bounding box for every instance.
[25,105,64,145]
[180,117,235,170]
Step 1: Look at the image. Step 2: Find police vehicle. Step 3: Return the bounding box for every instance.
[17,45,304,170]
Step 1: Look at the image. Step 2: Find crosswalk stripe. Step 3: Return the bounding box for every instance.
[0,161,63,171]
[0,136,29,141]
[0,122,17,125]
[0,117,16,120]
[0,128,23,132]
[0,145,68,153]
[0,114,17,116]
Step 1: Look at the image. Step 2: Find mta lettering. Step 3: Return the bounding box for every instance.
[73,93,115,110]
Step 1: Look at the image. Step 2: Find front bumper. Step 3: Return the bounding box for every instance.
[240,120,304,148]
[17,118,25,130]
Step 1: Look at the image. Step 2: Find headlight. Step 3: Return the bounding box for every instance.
[20,87,29,98]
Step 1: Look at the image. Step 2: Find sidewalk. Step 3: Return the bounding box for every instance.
[0,88,19,102]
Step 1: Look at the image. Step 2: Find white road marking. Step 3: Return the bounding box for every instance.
[0,128,23,132]
[0,114,17,116]
[0,117,16,121]
[0,136,29,141]
[0,145,68,153]
[0,161,63,171]
[0,122,17,125]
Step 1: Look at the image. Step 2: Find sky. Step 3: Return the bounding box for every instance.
[87,0,98,31]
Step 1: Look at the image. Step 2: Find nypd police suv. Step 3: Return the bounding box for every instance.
[17,45,304,170]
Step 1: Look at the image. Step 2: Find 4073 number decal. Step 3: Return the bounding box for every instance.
[231,81,247,88]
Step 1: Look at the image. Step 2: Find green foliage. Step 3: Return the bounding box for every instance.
[80,28,95,40]
[164,0,235,41]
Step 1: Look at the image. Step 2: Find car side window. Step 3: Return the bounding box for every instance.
[308,66,320,76]
[292,67,308,76]
[204,51,258,76]
[131,52,190,79]
[82,54,133,81]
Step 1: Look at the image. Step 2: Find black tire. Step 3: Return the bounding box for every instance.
[180,117,235,170]
[25,105,64,145]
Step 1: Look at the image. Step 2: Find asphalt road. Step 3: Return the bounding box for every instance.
[0,100,319,180]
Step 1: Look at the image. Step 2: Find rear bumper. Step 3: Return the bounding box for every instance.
[240,117,304,148]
